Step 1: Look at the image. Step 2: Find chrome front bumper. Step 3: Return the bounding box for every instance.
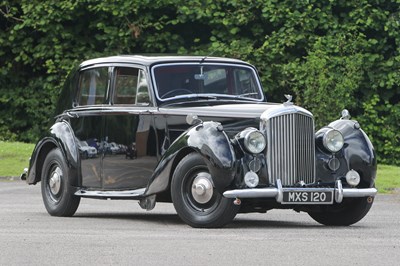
[223,179,377,204]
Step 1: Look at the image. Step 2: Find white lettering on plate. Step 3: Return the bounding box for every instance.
[287,192,327,202]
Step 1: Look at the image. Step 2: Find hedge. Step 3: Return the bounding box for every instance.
[0,0,399,165]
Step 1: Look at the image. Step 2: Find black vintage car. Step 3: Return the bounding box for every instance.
[22,55,377,228]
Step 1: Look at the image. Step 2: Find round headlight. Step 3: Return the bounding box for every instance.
[244,130,266,154]
[323,129,344,153]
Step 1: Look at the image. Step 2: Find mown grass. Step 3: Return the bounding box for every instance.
[376,164,400,194]
[0,142,399,193]
[0,141,34,177]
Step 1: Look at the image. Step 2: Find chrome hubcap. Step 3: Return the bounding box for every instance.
[49,167,62,195]
[191,173,213,204]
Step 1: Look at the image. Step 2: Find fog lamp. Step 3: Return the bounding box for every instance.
[244,171,259,188]
[346,170,360,187]
[323,129,344,153]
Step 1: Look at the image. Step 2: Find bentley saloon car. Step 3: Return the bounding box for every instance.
[22,55,377,228]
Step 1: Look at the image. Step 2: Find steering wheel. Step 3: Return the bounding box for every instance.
[160,89,193,99]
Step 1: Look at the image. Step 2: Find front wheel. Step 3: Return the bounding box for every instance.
[171,153,239,228]
[308,196,374,226]
[41,148,80,216]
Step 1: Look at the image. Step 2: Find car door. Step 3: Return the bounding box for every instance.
[70,66,109,188]
[101,65,158,190]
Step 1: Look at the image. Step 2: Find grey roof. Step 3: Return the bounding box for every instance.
[79,55,249,68]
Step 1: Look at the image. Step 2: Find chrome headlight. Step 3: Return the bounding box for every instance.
[323,129,344,153]
[244,129,266,154]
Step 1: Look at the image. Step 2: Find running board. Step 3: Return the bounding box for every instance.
[75,188,146,199]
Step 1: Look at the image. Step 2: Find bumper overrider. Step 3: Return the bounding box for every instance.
[223,179,377,204]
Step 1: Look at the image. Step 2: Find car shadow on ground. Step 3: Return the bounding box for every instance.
[74,212,184,225]
[71,212,363,229]
[228,218,322,229]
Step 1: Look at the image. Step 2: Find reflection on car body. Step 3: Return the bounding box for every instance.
[77,140,97,159]
[22,55,377,228]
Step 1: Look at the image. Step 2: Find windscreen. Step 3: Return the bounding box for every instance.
[153,64,263,101]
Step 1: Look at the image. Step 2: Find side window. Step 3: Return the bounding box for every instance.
[136,69,150,105]
[78,67,109,105]
[113,67,149,105]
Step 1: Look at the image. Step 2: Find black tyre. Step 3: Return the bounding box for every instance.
[308,196,374,226]
[41,148,80,216]
[171,153,239,228]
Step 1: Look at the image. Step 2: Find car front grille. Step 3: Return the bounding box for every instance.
[262,111,315,186]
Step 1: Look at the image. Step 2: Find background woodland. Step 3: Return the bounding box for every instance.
[1,0,399,165]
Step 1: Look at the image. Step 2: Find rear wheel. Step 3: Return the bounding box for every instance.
[308,196,374,226]
[171,153,239,228]
[41,148,80,216]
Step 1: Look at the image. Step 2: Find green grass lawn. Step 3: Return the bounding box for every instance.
[0,141,34,177]
[0,141,399,193]
[376,164,400,194]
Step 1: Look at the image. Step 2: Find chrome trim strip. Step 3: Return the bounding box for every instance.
[75,188,146,198]
[260,104,313,121]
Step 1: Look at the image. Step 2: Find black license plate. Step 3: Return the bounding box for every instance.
[282,191,333,204]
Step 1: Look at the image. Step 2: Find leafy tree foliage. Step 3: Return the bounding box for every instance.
[0,0,399,165]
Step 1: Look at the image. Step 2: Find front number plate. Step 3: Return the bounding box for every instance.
[282,191,334,204]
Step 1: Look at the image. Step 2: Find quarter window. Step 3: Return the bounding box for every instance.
[113,67,149,105]
[78,68,109,105]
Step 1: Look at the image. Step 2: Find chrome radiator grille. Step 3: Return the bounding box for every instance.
[263,112,315,186]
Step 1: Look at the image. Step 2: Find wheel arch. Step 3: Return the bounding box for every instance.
[145,121,237,197]
[29,140,58,184]
[27,121,80,186]
[315,119,377,188]
[330,119,377,188]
